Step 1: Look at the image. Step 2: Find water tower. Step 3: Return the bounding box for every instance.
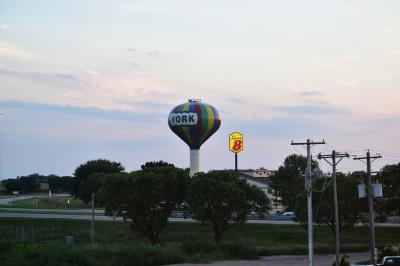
[168,99,221,176]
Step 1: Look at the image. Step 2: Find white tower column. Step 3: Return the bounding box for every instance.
[189,149,200,177]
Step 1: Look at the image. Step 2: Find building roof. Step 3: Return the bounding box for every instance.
[239,171,272,186]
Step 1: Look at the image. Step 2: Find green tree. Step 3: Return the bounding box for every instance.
[100,165,189,244]
[380,163,400,215]
[294,173,364,234]
[3,174,40,194]
[72,159,125,203]
[271,154,319,211]
[48,176,73,193]
[186,171,270,242]
[141,161,175,169]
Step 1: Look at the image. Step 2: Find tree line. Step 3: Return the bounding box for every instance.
[70,159,270,244]
[270,154,400,235]
[1,173,73,194]
[2,155,399,242]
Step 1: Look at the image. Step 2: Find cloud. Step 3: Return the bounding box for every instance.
[229,98,246,104]
[227,115,326,139]
[0,100,164,123]
[0,25,7,30]
[299,91,322,97]
[336,80,358,86]
[0,67,80,85]
[81,68,99,76]
[389,49,400,56]
[275,104,347,115]
[289,87,322,97]
[0,42,38,60]
[147,50,160,56]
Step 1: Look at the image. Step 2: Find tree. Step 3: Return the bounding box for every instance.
[99,165,189,244]
[141,161,175,169]
[294,173,364,234]
[2,174,40,194]
[380,163,400,215]
[271,154,319,211]
[186,171,270,242]
[48,176,73,193]
[72,159,125,203]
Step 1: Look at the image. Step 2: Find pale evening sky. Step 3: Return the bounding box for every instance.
[0,0,400,178]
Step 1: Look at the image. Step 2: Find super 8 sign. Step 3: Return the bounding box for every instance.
[229,132,243,153]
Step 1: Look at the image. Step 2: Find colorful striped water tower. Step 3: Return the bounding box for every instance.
[168,99,221,176]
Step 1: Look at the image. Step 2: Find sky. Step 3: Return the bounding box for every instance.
[0,0,400,179]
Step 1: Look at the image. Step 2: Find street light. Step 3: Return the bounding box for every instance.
[0,114,4,181]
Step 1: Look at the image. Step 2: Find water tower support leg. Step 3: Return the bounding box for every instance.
[190,149,200,177]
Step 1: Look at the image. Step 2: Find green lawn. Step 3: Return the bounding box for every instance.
[1,196,91,209]
[0,218,399,254]
[0,209,103,216]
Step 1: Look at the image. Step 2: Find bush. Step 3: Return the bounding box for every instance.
[0,241,185,266]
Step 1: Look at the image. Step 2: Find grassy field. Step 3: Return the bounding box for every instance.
[0,209,103,215]
[0,218,399,256]
[1,196,91,209]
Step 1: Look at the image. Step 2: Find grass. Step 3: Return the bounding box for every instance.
[0,218,399,257]
[0,241,185,266]
[1,196,91,209]
[0,209,104,216]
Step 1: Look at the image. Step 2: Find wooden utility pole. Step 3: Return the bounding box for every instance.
[291,139,326,266]
[354,150,382,266]
[91,192,95,244]
[318,151,349,266]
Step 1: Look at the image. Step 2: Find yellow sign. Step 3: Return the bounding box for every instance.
[229,132,243,153]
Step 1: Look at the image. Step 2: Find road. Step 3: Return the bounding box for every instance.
[168,252,370,266]
[0,212,399,227]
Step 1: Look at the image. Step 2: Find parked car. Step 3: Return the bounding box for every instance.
[352,256,400,266]
[282,211,295,216]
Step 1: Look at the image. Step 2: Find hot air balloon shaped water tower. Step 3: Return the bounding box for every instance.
[168,99,221,176]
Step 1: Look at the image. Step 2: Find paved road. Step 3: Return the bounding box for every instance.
[0,212,295,223]
[168,252,370,266]
[0,212,399,228]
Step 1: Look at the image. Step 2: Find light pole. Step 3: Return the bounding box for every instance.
[0,114,4,181]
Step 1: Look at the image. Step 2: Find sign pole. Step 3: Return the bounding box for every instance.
[235,153,238,172]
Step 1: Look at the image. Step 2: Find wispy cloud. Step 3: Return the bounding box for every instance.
[0,25,7,30]
[81,68,99,76]
[0,42,38,60]
[147,50,160,56]
[0,100,164,123]
[275,104,347,115]
[289,87,322,97]
[0,67,80,84]
[389,49,400,56]
[336,80,358,86]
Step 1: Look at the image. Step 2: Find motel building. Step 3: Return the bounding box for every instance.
[239,168,283,214]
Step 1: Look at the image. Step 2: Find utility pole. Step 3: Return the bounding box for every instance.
[291,139,326,266]
[91,192,95,244]
[354,150,382,266]
[318,151,349,266]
